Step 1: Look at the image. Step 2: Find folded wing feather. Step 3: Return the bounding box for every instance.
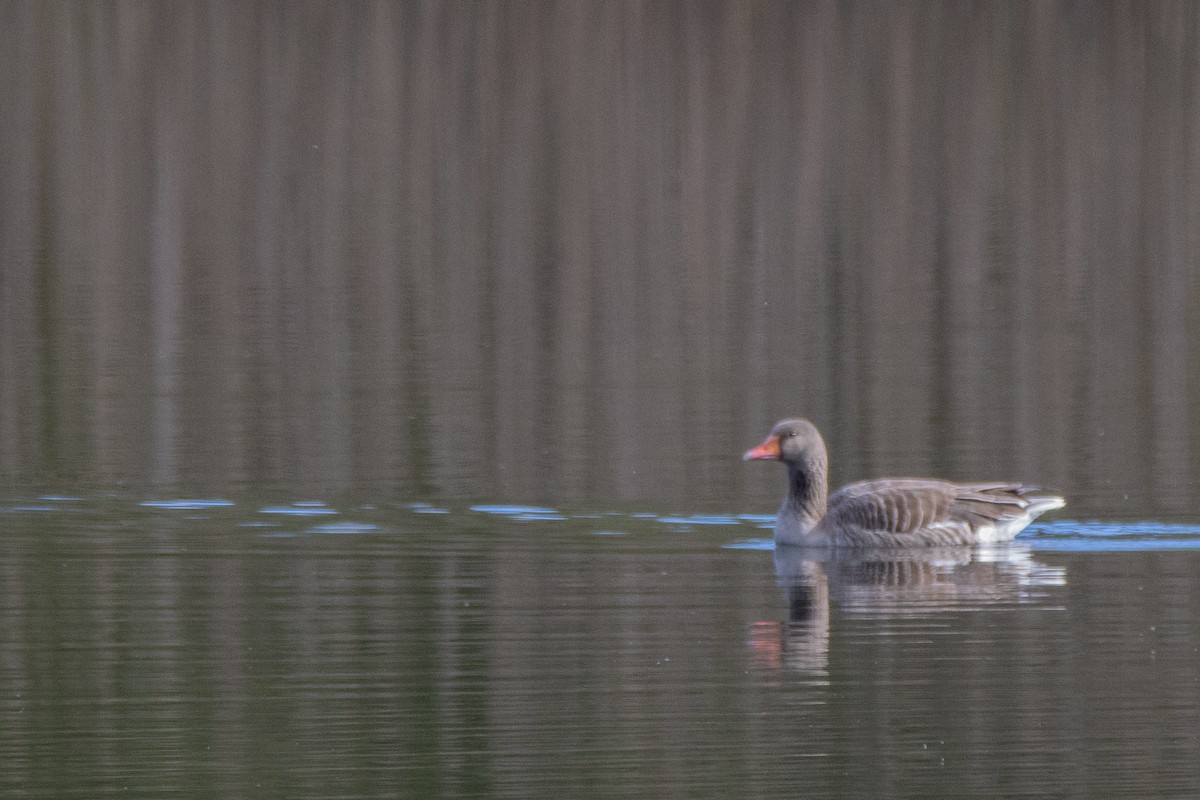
[827,479,1045,536]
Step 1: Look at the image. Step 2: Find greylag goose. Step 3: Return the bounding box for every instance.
[744,418,1065,547]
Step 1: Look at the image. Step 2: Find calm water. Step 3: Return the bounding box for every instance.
[4,2,1200,518]
[4,2,1200,797]
[2,498,1199,798]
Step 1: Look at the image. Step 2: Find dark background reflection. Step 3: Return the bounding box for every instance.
[2,2,1198,518]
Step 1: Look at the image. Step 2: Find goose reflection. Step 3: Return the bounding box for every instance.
[750,544,1065,676]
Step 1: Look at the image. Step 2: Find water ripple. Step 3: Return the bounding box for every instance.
[1027,521,1200,551]
[8,496,1200,553]
[470,504,560,516]
[139,499,236,510]
[306,521,380,535]
[258,504,338,516]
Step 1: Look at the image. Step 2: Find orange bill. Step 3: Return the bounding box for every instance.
[742,435,782,461]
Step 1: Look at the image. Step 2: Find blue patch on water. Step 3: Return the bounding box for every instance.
[722,538,775,550]
[1025,520,1200,552]
[39,495,83,502]
[718,521,1200,552]
[307,521,379,535]
[736,514,776,524]
[140,499,236,510]
[657,515,741,526]
[258,505,339,516]
[406,503,450,514]
[470,505,560,516]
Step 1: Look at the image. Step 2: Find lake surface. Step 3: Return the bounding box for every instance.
[2,498,1200,799]
[4,2,1200,520]
[4,2,1200,797]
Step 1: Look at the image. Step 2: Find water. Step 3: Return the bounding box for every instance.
[2,498,1199,798]
[4,3,1200,797]
[3,3,1200,520]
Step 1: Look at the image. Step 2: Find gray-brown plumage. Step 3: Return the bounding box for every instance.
[743,419,1065,547]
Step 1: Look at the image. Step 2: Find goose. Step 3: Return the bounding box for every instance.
[743,418,1065,547]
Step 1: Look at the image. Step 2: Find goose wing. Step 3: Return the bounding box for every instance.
[824,480,1058,545]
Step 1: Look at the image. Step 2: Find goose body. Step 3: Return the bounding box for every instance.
[744,419,1065,547]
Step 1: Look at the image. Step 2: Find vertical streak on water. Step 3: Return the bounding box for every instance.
[944,11,989,470]
[543,5,590,502]
[151,85,181,487]
[356,2,404,491]
[795,2,836,437]
[491,6,540,500]
[1145,12,1194,511]
[740,2,774,464]
[314,9,352,490]
[1022,3,1073,490]
[1010,14,1036,481]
